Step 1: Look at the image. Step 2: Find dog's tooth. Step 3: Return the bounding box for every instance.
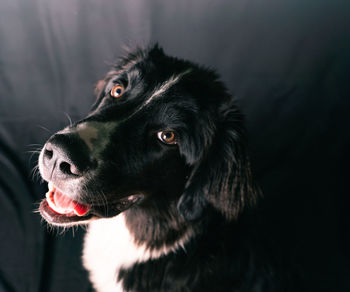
[45,187,53,201]
[48,181,54,191]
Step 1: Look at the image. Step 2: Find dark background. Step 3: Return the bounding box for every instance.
[0,0,349,291]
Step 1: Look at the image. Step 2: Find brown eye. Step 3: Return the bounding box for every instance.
[157,131,177,145]
[110,84,125,98]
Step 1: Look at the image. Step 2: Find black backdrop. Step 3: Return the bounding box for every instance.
[0,0,349,291]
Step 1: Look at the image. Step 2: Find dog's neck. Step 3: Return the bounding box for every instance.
[123,198,195,250]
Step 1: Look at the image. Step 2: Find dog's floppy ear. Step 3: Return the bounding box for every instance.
[177,100,258,221]
[90,79,108,111]
[94,79,107,99]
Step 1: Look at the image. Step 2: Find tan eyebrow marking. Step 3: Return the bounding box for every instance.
[119,69,192,123]
[144,69,192,106]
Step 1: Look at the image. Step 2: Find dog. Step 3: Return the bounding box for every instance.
[38,45,289,292]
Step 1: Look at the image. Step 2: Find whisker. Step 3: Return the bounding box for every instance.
[36,125,51,133]
[26,144,43,158]
[63,112,73,127]
[83,175,109,217]
[98,189,108,217]
[27,143,44,147]
[26,150,41,154]
[30,165,41,182]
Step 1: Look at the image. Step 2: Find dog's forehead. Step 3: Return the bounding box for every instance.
[100,56,194,118]
[114,48,193,88]
[90,47,228,131]
[132,68,192,114]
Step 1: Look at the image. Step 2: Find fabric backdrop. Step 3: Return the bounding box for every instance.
[0,0,349,291]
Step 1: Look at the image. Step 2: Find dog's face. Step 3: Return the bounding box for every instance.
[38,46,256,227]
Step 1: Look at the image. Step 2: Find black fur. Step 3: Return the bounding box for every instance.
[39,45,294,291]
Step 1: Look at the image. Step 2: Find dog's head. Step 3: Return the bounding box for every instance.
[38,45,257,227]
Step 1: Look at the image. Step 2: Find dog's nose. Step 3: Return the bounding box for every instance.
[42,133,93,179]
[42,142,81,177]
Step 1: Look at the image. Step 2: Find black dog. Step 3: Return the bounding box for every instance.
[38,45,289,291]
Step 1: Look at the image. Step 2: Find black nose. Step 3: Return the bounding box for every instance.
[42,133,92,179]
[42,143,81,177]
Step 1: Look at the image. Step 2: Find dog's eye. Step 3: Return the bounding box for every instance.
[157,131,177,145]
[110,84,125,98]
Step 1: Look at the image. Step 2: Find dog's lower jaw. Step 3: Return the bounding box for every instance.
[82,213,194,292]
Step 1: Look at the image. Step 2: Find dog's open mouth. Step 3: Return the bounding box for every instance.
[45,182,90,216]
[39,182,93,226]
[39,182,145,226]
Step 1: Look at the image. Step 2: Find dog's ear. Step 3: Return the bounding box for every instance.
[94,79,107,99]
[90,79,108,110]
[177,100,258,221]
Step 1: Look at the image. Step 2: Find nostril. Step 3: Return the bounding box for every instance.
[59,161,71,175]
[44,148,53,160]
[59,161,80,176]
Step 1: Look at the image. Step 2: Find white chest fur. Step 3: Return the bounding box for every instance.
[82,214,146,292]
[82,214,193,292]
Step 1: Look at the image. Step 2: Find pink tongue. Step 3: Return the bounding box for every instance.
[49,189,90,216]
